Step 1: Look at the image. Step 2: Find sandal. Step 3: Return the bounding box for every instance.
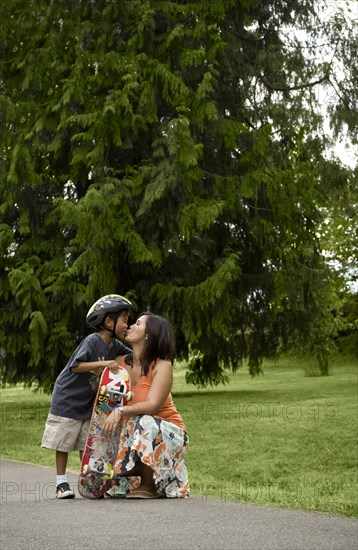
[125,486,165,499]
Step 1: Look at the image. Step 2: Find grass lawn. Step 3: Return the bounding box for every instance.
[1,353,357,517]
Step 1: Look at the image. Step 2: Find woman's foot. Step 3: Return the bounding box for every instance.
[125,485,164,499]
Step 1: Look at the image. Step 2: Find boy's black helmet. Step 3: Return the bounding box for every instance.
[86,294,132,327]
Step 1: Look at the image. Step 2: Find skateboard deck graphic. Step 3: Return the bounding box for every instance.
[78,365,133,499]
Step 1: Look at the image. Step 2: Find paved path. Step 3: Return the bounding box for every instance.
[1,460,357,550]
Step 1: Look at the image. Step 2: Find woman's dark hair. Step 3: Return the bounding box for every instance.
[125,312,175,375]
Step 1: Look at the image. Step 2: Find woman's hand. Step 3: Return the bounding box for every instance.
[102,408,123,437]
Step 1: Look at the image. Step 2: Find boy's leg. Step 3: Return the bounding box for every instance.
[55,450,75,499]
[42,414,81,499]
[56,450,68,475]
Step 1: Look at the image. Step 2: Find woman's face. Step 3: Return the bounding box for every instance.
[125,315,148,344]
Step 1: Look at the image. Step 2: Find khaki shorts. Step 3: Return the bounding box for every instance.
[41,413,90,453]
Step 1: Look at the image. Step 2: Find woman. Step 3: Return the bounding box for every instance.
[103,312,189,499]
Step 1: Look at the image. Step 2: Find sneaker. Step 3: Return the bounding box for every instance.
[56,482,75,499]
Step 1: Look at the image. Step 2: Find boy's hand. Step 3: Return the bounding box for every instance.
[105,360,120,374]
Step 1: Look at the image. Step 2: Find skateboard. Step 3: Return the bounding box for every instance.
[78,365,133,499]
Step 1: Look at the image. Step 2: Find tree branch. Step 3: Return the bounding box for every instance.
[259,73,329,92]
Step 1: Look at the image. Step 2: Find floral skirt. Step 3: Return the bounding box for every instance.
[111,415,189,498]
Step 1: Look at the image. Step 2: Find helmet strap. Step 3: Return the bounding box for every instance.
[103,313,119,338]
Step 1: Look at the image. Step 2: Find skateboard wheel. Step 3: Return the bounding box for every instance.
[127,391,134,401]
[83,464,91,475]
[100,386,108,396]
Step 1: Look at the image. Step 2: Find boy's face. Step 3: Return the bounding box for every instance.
[115,311,130,339]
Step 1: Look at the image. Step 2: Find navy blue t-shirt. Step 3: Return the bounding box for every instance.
[50,333,131,420]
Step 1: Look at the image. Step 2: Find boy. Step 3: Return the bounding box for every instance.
[42,294,132,499]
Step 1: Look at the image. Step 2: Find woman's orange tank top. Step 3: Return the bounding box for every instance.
[120,356,186,431]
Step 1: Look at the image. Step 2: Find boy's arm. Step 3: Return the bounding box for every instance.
[71,359,120,374]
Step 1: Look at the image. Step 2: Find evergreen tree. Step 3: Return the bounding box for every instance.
[1,0,356,388]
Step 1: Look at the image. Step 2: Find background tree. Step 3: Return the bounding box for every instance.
[1,0,356,389]
[318,164,358,356]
